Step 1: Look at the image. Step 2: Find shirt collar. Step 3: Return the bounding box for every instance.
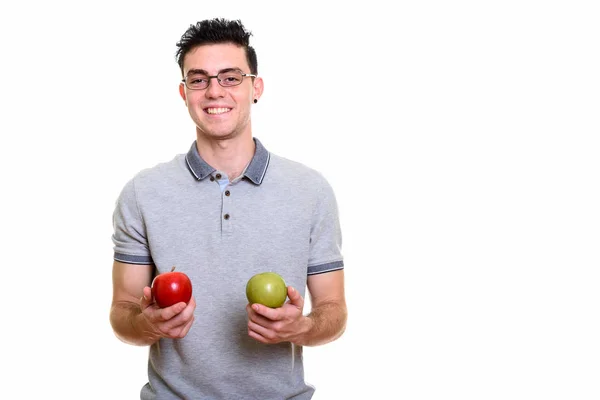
[185,137,270,185]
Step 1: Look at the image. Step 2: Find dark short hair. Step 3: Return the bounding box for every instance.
[175,18,258,75]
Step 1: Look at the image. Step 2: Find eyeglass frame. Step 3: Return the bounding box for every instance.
[181,68,257,90]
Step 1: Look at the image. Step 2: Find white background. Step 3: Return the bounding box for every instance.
[1,1,599,399]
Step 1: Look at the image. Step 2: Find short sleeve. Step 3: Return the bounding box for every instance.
[307,175,344,275]
[112,178,154,265]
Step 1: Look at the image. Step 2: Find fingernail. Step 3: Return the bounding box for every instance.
[253,304,259,311]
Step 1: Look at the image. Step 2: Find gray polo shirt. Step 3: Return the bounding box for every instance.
[112,138,343,400]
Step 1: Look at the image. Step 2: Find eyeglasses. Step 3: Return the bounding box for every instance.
[182,69,257,90]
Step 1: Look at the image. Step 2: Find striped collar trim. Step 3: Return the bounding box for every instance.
[185,137,270,185]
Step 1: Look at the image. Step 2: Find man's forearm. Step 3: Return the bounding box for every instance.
[296,301,347,347]
[110,301,160,346]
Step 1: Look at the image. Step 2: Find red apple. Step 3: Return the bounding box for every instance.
[151,266,193,308]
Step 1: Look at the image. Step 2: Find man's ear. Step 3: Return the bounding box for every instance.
[253,77,264,101]
[179,83,187,104]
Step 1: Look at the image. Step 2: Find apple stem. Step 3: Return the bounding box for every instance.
[171,266,176,272]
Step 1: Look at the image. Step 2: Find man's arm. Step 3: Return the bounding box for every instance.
[109,261,196,346]
[299,269,347,346]
[110,261,160,346]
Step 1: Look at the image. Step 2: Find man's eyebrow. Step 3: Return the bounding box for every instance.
[185,67,242,76]
[186,68,208,75]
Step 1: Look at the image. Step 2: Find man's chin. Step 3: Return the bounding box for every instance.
[197,129,239,141]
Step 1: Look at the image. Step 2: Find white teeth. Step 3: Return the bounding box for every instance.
[206,108,231,115]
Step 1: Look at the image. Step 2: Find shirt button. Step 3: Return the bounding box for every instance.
[215,173,222,179]
[225,190,230,196]
[210,176,215,182]
[224,214,230,220]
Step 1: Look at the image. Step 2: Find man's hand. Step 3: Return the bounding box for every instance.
[246,286,311,344]
[140,286,196,340]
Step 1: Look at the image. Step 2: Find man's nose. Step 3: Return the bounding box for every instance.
[205,76,226,98]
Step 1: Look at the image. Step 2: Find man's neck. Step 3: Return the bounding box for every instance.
[195,132,255,181]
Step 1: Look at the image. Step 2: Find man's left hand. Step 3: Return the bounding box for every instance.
[246,286,311,344]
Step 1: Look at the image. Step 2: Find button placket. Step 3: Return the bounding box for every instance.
[221,183,233,235]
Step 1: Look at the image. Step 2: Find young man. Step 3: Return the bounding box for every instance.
[110,18,346,399]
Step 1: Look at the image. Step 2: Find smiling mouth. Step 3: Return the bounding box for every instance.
[205,107,232,115]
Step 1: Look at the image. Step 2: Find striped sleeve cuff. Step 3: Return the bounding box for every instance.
[307,260,344,276]
[114,252,154,265]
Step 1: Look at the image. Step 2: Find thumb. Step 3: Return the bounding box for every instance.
[140,286,153,309]
[287,286,304,309]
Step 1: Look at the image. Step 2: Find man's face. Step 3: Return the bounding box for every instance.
[179,43,262,141]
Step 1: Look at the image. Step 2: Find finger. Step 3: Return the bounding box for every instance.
[248,320,274,338]
[177,315,195,338]
[158,304,193,334]
[248,309,274,327]
[143,286,152,300]
[248,328,270,344]
[187,296,197,311]
[246,303,264,317]
[158,301,187,322]
[248,321,275,343]
[178,298,196,322]
[287,286,304,309]
[251,303,280,321]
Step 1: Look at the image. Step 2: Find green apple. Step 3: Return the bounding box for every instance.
[246,272,288,308]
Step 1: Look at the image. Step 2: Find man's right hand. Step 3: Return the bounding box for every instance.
[140,286,196,340]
